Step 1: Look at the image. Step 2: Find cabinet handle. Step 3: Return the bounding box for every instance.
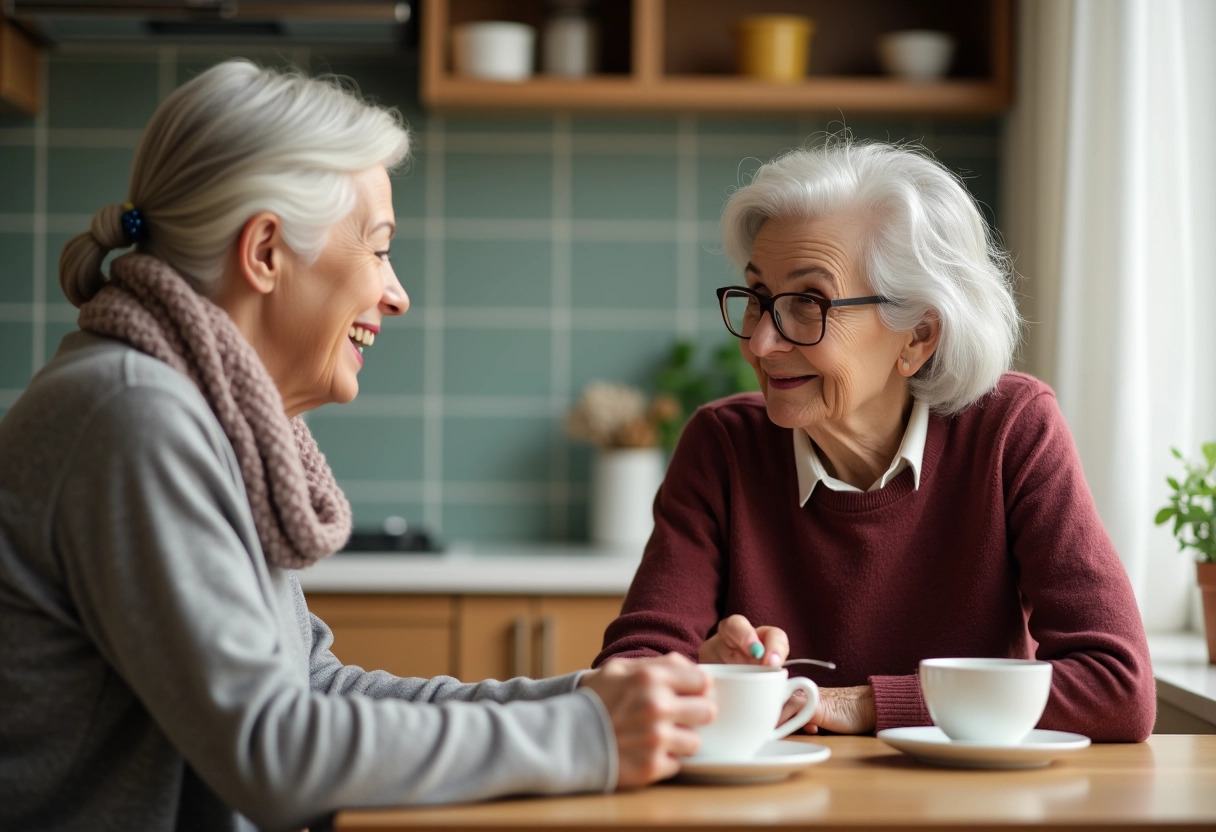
[511,616,531,678]
[538,616,556,678]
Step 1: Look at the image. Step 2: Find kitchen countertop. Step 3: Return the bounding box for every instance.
[1147,631,1216,727]
[296,542,643,595]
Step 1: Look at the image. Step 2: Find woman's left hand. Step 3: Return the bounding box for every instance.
[698,614,789,667]
[780,684,876,734]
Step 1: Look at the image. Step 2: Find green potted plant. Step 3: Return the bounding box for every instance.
[652,338,759,452]
[1154,442,1216,663]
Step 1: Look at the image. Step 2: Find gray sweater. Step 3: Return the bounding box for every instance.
[0,332,616,832]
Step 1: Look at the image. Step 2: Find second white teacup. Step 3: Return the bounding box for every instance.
[920,657,1052,745]
[691,664,819,760]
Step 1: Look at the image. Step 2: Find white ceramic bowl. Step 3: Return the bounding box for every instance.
[877,29,956,81]
[919,658,1052,744]
[452,21,536,82]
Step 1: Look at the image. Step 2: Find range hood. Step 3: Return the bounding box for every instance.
[7,1,415,45]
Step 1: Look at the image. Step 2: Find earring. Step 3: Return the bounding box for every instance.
[901,359,911,373]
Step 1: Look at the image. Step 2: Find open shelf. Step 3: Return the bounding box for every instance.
[421,0,1013,116]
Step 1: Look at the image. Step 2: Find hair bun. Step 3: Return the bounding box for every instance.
[58,203,129,306]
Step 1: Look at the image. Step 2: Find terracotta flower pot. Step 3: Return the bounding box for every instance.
[1199,562,1216,664]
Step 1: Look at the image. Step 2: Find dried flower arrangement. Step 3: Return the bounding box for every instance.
[565,382,680,450]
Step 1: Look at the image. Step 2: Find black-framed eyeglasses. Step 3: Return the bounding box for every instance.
[716,286,891,347]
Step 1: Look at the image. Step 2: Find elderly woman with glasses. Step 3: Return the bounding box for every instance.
[595,140,1156,743]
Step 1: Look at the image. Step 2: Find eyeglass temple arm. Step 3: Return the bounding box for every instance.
[830,295,889,307]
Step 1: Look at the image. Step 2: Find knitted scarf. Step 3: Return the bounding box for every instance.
[77,253,352,569]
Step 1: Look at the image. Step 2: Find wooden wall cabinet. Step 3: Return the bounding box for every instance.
[0,19,40,115]
[306,593,624,681]
[421,0,1013,115]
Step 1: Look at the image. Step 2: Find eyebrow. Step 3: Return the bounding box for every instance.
[744,262,839,287]
[369,219,396,237]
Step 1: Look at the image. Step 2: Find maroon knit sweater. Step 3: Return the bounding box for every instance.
[596,373,1156,742]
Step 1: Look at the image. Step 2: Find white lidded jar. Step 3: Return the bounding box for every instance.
[542,0,598,78]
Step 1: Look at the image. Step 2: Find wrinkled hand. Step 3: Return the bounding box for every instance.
[779,684,876,735]
[698,614,790,668]
[578,653,716,788]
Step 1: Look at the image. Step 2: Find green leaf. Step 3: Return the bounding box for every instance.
[1166,476,1181,491]
[1203,442,1216,467]
[1154,506,1176,525]
[1185,505,1210,524]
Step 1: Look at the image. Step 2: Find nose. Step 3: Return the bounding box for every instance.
[746,310,791,357]
[380,262,409,317]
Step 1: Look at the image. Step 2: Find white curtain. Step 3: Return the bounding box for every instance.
[1003,0,1216,632]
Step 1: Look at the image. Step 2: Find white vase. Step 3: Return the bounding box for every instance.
[590,448,664,550]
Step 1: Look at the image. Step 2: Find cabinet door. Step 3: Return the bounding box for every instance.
[457,595,624,681]
[534,595,623,677]
[305,594,456,679]
[456,595,535,682]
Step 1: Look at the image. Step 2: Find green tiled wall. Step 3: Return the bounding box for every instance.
[0,46,1003,543]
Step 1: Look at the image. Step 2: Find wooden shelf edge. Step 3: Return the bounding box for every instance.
[422,76,1010,116]
[0,19,41,116]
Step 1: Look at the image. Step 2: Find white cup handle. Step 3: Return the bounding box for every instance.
[771,677,819,741]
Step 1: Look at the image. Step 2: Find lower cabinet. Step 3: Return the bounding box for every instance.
[305,594,456,679]
[305,593,624,682]
[457,595,625,681]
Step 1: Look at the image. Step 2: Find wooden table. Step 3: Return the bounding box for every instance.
[334,734,1216,831]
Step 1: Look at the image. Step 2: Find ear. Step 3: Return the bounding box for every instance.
[898,311,941,377]
[234,211,287,295]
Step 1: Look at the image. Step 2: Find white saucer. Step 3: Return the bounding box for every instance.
[677,740,831,784]
[877,726,1091,769]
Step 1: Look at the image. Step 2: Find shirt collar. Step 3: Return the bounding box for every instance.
[794,398,930,506]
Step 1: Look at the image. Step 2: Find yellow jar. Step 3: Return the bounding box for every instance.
[735,14,814,82]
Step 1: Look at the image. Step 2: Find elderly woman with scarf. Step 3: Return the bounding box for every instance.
[0,61,712,832]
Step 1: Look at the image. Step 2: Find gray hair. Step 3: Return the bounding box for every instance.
[721,139,1020,414]
[59,59,411,306]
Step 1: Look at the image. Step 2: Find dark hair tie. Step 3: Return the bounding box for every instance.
[121,202,147,244]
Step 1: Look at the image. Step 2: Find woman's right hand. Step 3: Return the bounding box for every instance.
[577,653,716,788]
[698,614,790,667]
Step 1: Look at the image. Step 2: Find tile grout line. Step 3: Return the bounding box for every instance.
[340,479,586,504]
[422,117,446,533]
[30,53,49,372]
[549,114,573,537]
[676,115,700,339]
[157,45,177,101]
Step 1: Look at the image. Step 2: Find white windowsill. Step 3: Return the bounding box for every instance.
[1147,631,1216,726]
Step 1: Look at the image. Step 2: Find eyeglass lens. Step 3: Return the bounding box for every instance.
[722,291,824,345]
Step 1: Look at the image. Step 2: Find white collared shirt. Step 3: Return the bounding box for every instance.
[794,399,930,506]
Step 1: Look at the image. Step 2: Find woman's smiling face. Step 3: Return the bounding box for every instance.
[270,165,408,415]
[740,213,909,432]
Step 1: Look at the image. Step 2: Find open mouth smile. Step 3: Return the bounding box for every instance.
[349,324,376,353]
[348,323,379,366]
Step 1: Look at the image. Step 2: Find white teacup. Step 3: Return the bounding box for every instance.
[920,658,1052,745]
[691,664,819,760]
